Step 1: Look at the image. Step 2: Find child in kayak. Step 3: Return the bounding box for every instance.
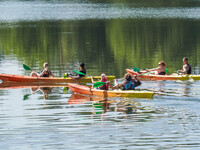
[146,60,166,75]
[91,73,113,90]
[30,62,54,77]
[112,73,141,90]
[99,74,113,90]
[178,57,191,74]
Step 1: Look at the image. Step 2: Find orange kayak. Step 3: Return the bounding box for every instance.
[0,74,115,83]
[0,82,69,89]
[126,69,192,81]
[68,83,154,98]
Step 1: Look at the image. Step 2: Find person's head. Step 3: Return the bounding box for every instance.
[158,61,166,67]
[183,57,188,64]
[79,63,85,70]
[101,73,107,82]
[124,73,132,81]
[43,62,48,69]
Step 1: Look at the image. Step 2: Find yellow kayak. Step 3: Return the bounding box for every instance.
[68,83,154,98]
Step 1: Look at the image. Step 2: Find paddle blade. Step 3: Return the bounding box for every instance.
[63,73,68,78]
[133,67,140,72]
[73,70,86,76]
[93,82,105,88]
[23,64,32,71]
[23,94,31,100]
[166,68,168,73]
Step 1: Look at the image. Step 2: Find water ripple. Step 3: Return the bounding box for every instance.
[0,2,200,22]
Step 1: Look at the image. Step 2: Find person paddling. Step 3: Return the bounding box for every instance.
[30,62,54,77]
[112,73,141,90]
[178,57,191,74]
[146,61,166,75]
[98,74,113,90]
[66,63,86,79]
[78,63,86,77]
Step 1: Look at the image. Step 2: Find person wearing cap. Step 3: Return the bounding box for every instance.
[146,60,166,75]
[178,57,191,74]
[30,62,54,77]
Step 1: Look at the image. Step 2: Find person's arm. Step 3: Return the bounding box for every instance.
[91,76,95,84]
[178,65,189,74]
[50,72,55,77]
[146,68,158,72]
[112,81,125,89]
[39,70,46,77]
[133,76,141,87]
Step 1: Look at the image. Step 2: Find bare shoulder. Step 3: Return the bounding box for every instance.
[183,64,189,68]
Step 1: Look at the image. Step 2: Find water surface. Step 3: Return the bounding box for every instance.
[1,0,200,149]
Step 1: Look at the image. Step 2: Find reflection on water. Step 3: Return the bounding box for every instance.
[1,81,200,149]
[1,18,200,77]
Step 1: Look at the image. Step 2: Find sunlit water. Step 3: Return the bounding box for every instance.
[0,1,200,22]
[1,1,200,149]
[1,60,200,149]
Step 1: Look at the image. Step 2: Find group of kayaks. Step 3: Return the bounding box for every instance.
[1,68,199,99]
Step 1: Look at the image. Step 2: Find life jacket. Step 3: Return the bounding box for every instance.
[40,70,51,77]
[158,72,166,75]
[99,83,108,90]
[124,79,135,90]
[186,64,191,74]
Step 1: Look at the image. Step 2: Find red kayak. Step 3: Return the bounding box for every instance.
[0,74,115,83]
[126,69,191,81]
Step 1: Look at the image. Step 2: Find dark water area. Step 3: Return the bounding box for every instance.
[1,0,200,149]
[1,19,200,77]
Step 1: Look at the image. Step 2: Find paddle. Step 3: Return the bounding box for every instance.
[133,67,168,74]
[93,82,105,88]
[73,70,86,76]
[63,70,86,78]
[23,64,32,71]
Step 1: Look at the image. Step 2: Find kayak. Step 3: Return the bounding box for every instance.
[126,69,200,81]
[68,83,154,98]
[0,74,115,83]
[0,82,68,89]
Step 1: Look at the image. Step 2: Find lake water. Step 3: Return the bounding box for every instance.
[1,0,200,149]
